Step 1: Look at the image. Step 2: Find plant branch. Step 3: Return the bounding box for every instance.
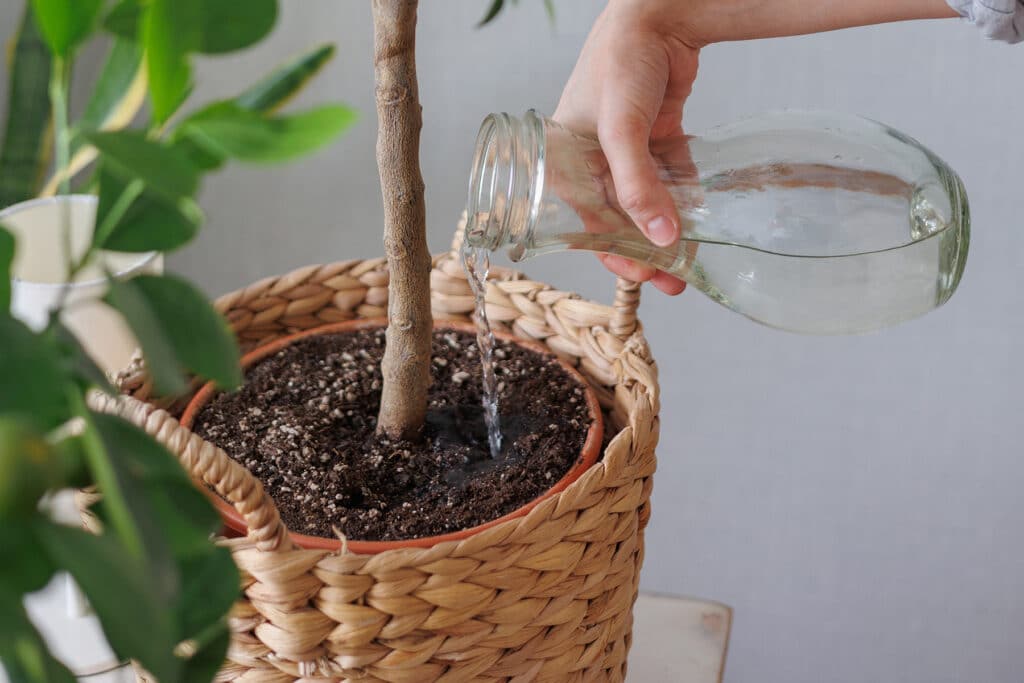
[65,389,144,559]
[49,56,72,277]
[373,0,432,440]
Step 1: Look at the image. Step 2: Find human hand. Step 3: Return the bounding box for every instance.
[554,0,701,295]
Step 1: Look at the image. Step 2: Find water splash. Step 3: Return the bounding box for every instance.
[460,240,503,459]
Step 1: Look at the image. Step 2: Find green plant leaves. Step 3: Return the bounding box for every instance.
[29,0,103,57]
[103,0,140,38]
[0,316,72,429]
[234,44,336,114]
[478,0,506,27]
[0,589,76,683]
[86,134,203,253]
[181,102,356,164]
[169,43,344,172]
[79,413,239,681]
[141,0,279,122]
[35,520,180,681]
[145,0,202,124]
[0,226,14,312]
[199,0,278,54]
[49,319,115,394]
[0,415,83,520]
[86,131,199,200]
[175,549,238,639]
[0,525,55,593]
[179,621,230,683]
[0,7,53,208]
[106,274,241,395]
[85,135,204,254]
[94,164,201,253]
[106,0,277,55]
[74,39,146,147]
[478,0,555,27]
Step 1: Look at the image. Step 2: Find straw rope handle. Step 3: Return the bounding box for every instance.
[87,392,293,552]
[449,212,642,341]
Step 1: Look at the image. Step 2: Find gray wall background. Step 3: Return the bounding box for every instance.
[3,2,1022,681]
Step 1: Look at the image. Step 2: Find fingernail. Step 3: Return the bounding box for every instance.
[646,216,677,247]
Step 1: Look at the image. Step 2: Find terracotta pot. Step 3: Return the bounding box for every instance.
[180,318,604,553]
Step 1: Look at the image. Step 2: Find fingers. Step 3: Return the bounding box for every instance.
[597,49,681,249]
[599,109,681,248]
[597,255,687,296]
[598,254,656,282]
[652,270,687,295]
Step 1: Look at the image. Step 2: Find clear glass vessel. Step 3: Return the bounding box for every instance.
[464,110,969,334]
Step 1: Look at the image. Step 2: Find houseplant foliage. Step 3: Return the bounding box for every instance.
[0,1,354,681]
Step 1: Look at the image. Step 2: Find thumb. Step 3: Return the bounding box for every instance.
[598,99,680,249]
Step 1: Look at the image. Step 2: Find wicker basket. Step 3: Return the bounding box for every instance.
[88,224,661,682]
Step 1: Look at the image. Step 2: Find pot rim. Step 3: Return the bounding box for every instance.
[180,317,605,553]
[0,194,160,289]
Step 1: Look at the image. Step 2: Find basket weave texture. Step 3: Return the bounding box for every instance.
[90,225,661,682]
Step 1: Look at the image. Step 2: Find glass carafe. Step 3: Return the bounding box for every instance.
[464,110,969,335]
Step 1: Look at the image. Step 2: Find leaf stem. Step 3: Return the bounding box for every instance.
[64,389,144,560]
[94,179,145,246]
[49,57,72,274]
[47,56,92,317]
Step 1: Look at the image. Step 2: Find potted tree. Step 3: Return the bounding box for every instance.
[5,0,662,681]
[105,2,663,681]
[0,1,352,680]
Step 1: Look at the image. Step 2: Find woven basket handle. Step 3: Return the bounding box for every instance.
[87,392,294,552]
[448,214,642,341]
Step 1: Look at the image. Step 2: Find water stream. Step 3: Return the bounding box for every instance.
[460,241,503,459]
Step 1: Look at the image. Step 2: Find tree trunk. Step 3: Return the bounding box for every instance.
[373,0,432,440]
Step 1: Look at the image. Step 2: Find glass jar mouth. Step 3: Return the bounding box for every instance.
[465,111,545,254]
[465,114,507,250]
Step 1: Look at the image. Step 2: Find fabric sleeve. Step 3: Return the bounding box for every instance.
[947,0,1023,42]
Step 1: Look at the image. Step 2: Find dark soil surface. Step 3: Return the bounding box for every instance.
[192,327,593,542]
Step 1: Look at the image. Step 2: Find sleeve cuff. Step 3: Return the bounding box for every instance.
[947,0,1024,43]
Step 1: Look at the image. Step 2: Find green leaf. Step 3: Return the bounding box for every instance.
[86,131,199,200]
[176,549,238,640]
[104,276,186,395]
[0,226,13,311]
[197,0,278,54]
[161,43,339,174]
[145,0,202,123]
[29,0,103,57]
[34,520,180,682]
[0,7,53,208]
[72,39,145,152]
[234,43,336,114]
[93,414,238,643]
[84,412,177,585]
[106,274,241,394]
[106,0,277,55]
[171,137,226,172]
[0,589,75,683]
[87,413,238,661]
[181,102,356,164]
[95,164,202,253]
[50,319,115,394]
[0,418,55,518]
[179,620,230,682]
[0,524,55,595]
[147,481,220,560]
[103,0,140,39]
[0,316,72,429]
[477,0,505,27]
